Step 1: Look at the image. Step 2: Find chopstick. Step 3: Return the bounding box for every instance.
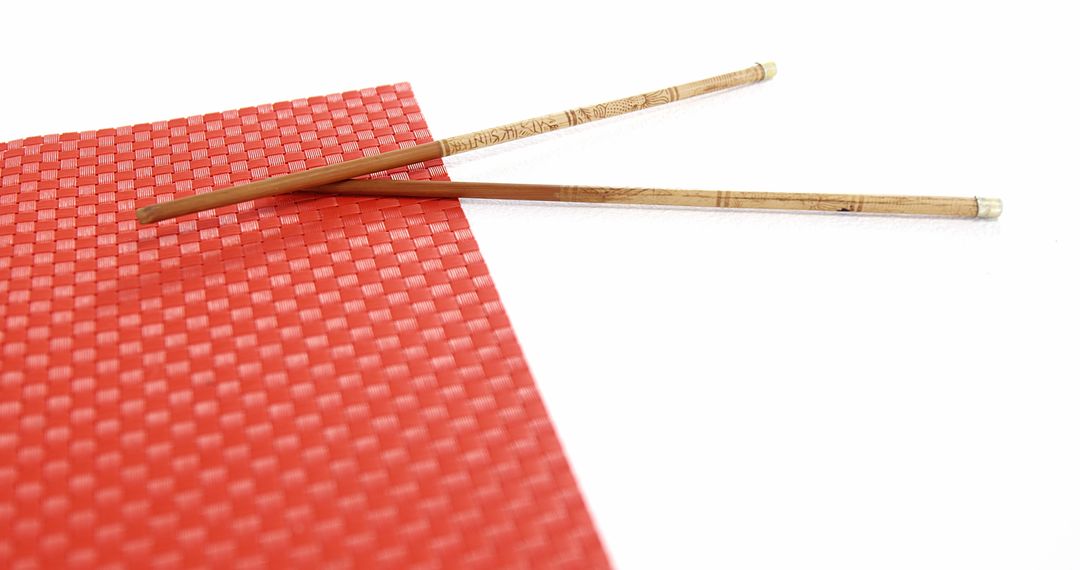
[310,179,1003,218]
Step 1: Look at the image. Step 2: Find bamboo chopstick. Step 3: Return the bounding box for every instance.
[310,179,1003,218]
[135,62,777,224]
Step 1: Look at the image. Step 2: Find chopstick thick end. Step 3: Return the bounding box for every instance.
[976,197,1003,219]
[757,62,778,81]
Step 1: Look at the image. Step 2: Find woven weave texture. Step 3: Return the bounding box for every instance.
[0,84,608,569]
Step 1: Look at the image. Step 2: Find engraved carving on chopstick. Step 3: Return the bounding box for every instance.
[440,88,681,155]
[715,191,730,208]
[563,88,679,126]
[439,116,563,154]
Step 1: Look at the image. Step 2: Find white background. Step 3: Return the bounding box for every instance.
[4,1,1079,568]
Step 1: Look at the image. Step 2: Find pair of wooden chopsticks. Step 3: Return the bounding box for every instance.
[135,63,1002,223]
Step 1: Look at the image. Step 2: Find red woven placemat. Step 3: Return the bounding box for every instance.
[0,84,608,568]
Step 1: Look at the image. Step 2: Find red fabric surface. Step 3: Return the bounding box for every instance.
[0,84,608,568]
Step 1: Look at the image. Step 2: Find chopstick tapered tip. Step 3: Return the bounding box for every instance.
[135,206,158,224]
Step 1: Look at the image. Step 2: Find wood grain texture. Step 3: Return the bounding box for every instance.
[312,179,996,218]
[136,142,443,224]
[136,63,772,224]
[437,65,766,156]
